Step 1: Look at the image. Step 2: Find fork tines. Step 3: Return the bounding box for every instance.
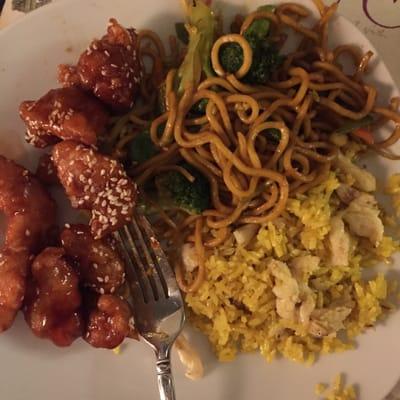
[115,212,176,304]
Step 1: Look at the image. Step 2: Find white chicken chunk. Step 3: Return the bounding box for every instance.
[328,216,350,267]
[269,260,300,303]
[269,260,300,321]
[335,152,376,192]
[276,298,297,321]
[233,224,259,247]
[174,334,204,380]
[309,306,352,337]
[290,255,320,282]
[181,243,199,272]
[298,288,316,325]
[336,184,360,204]
[269,259,316,324]
[342,193,384,246]
[290,256,319,324]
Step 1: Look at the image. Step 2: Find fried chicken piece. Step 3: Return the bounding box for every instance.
[36,153,59,186]
[58,65,81,87]
[0,249,30,331]
[0,156,56,332]
[58,18,141,111]
[0,156,56,253]
[24,247,83,347]
[85,294,132,349]
[19,87,109,148]
[61,224,125,294]
[52,140,137,238]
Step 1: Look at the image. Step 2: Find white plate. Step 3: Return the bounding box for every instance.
[0,1,400,399]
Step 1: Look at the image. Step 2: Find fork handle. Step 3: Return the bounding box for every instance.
[156,356,176,400]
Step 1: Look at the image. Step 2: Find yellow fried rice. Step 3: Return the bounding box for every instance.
[185,173,399,363]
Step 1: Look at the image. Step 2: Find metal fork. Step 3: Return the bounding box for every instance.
[114,211,185,400]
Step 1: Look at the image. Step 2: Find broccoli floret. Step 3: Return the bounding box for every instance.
[155,163,210,214]
[217,5,283,85]
[219,36,283,85]
[246,39,283,84]
[128,130,158,164]
[219,42,244,74]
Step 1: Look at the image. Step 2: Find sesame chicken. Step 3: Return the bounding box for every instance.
[58,18,141,111]
[23,247,83,347]
[84,294,132,349]
[35,153,60,186]
[0,156,56,332]
[0,156,56,253]
[52,140,137,238]
[61,224,125,294]
[0,250,30,332]
[19,87,109,148]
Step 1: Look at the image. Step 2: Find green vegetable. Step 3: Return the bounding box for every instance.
[311,89,320,102]
[128,130,158,164]
[175,22,189,45]
[333,115,375,135]
[246,39,283,84]
[189,98,209,117]
[265,128,281,144]
[177,0,217,95]
[219,36,283,85]
[219,42,244,74]
[244,5,275,40]
[217,5,283,85]
[155,163,211,214]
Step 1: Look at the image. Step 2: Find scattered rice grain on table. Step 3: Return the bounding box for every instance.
[315,374,357,400]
